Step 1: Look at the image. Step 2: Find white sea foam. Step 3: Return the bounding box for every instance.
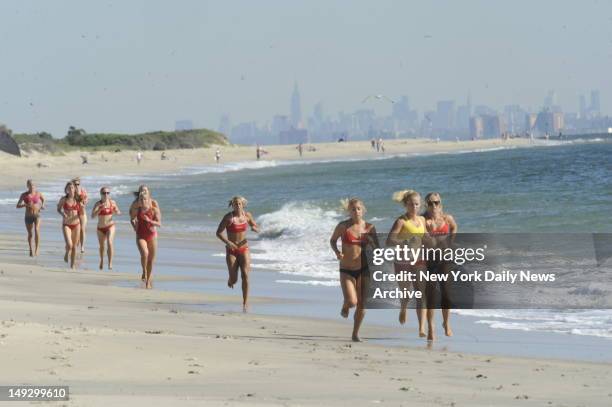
[251,202,342,279]
[455,309,612,339]
[275,279,339,287]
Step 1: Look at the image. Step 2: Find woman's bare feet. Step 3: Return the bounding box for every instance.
[64,252,69,263]
[145,280,152,289]
[141,272,146,281]
[340,304,349,318]
[427,327,435,341]
[99,260,104,270]
[418,323,427,337]
[443,322,453,337]
[29,249,33,257]
[399,308,407,325]
[352,334,362,342]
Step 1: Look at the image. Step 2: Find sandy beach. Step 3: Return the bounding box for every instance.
[2,138,611,406]
[1,255,610,406]
[0,138,531,189]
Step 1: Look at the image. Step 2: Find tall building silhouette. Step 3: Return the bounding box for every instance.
[290,82,302,128]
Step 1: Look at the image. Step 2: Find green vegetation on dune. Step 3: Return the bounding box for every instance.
[14,127,229,154]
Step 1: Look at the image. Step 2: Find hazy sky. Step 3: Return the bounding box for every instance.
[1,0,611,136]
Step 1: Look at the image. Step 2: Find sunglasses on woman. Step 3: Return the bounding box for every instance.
[428,200,441,206]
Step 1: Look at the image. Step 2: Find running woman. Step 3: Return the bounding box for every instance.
[57,182,82,269]
[129,185,161,281]
[132,191,161,289]
[330,198,379,342]
[424,192,458,339]
[91,186,121,270]
[216,196,259,312]
[72,177,89,253]
[16,179,45,257]
[387,189,434,340]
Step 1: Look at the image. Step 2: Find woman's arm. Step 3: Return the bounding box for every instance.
[216,215,236,249]
[16,193,25,209]
[113,200,121,216]
[91,201,100,218]
[39,193,46,210]
[329,223,344,260]
[385,218,404,246]
[247,212,259,233]
[57,198,66,219]
[367,225,381,249]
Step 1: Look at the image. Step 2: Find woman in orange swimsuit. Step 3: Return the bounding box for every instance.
[57,182,82,269]
[132,191,161,289]
[424,192,458,339]
[329,198,379,342]
[16,179,46,257]
[91,186,121,270]
[129,185,161,281]
[216,196,259,311]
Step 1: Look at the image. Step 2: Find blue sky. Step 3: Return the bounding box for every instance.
[1,0,611,135]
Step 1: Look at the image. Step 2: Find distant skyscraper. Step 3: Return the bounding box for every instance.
[435,100,455,129]
[579,95,587,118]
[544,90,557,108]
[590,90,601,113]
[290,82,302,128]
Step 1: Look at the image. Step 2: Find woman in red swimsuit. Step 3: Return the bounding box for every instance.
[72,178,89,254]
[91,186,121,270]
[329,198,379,342]
[424,192,458,339]
[216,196,259,312]
[129,185,161,281]
[132,192,161,289]
[57,182,82,269]
[16,179,46,257]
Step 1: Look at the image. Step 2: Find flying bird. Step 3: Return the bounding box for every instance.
[362,94,395,104]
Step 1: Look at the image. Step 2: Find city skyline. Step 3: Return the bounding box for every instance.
[1,0,612,137]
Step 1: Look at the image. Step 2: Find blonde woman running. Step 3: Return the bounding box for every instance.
[16,179,45,257]
[216,196,259,312]
[91,186,121,270]
[132,192,161,289]
[387,189,434,340]
[129,185,161,280]
[57,182,82,269]
[330,198,379,342]
[424,192,458,338]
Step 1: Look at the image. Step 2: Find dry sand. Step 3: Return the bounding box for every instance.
[0,138,531,189]
[0,258,610,406]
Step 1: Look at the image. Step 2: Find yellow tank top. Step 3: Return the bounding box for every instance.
[399,216,425,239]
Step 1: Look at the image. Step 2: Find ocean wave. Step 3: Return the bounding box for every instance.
[456,309,612,340]
[250,202,342,279]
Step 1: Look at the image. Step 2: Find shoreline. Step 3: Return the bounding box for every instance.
[0,137,533,189]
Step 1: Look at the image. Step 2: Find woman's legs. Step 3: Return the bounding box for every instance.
[25,221,34,257]
[226,251,239,288]
[145,238,157,289]
[97,229,106,269]
[237,251,251,311]
[33,218,41,256]
[339,272,358,318]
[69,225,80,269]
[137,238,149,283]
[352,273,367,342]
[107,226,116,270]
[62,226,72,263]
[79,214,87,253]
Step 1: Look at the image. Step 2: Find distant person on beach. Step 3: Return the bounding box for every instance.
[380,140,385,154]
[216,196,259,312]
[256,145,262,160]
[129,185,161,281]
[132,191,161,289]
[215,148,221,164]
[371,138,376,149]
[57,182,82,269]
[161,151,168,160]
[136,151,143,165]
[329,198,379,342]
[16,179,45,257]
[72,178,88,254]
[297,143,303,157]
[387,189,433,340]
[91,186,121,270]
[424,192,457,340]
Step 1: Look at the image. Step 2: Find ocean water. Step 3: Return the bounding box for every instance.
[1,139,611,341]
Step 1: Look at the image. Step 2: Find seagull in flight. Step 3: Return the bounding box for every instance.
[362,94,395,104]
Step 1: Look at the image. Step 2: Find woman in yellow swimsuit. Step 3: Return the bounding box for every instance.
[386,189,434,340]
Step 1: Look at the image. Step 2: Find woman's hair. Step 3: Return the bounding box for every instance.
[424,192,442,206]
[26,179,33,187]
[64,182,75,197]
[228,196,247,207]
[340,197,366,213]
[133,184,149,198]
[392,189,420,205]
